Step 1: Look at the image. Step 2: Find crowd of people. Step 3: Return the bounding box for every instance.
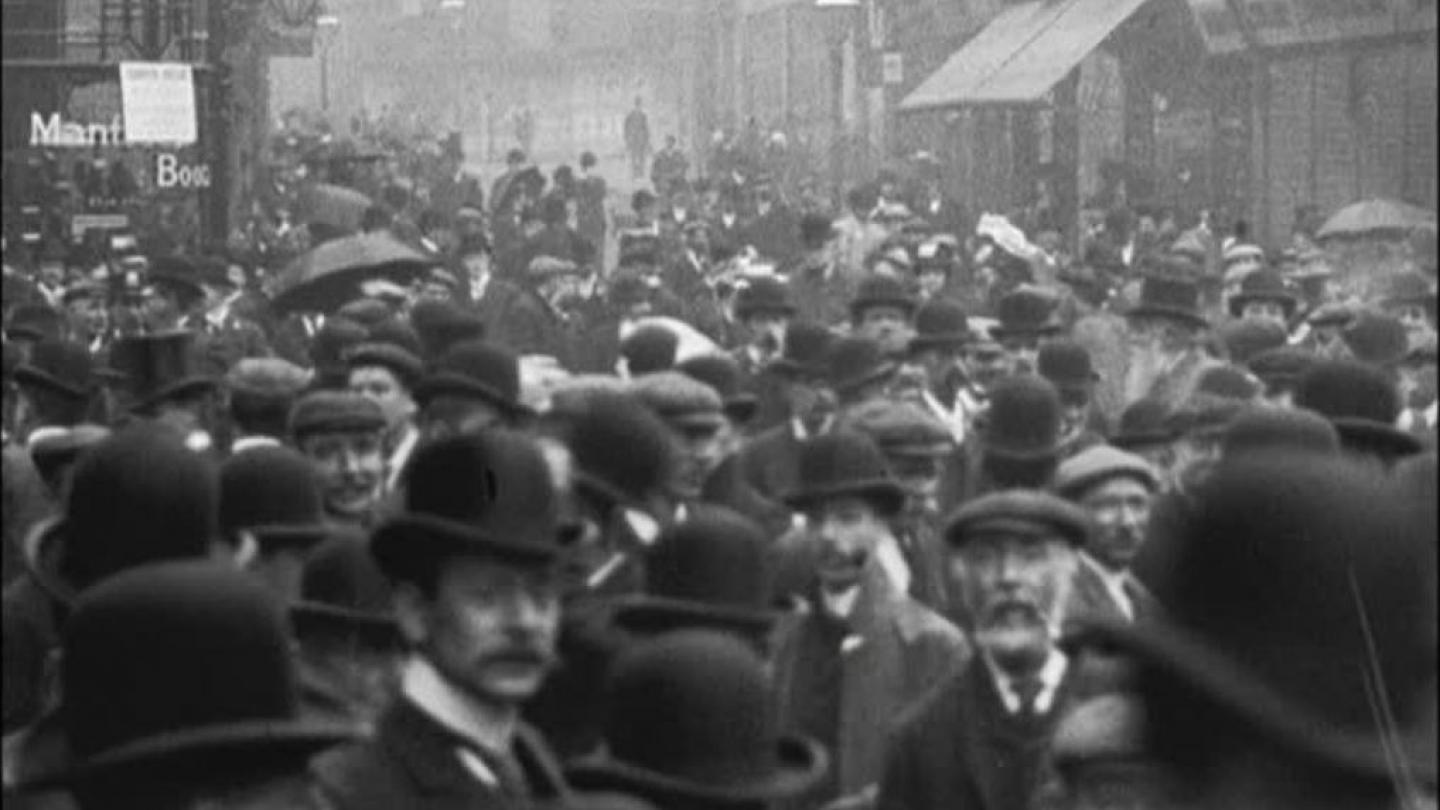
[1,126,1437,810]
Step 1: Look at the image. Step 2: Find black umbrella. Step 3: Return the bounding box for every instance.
[267,232,435,314]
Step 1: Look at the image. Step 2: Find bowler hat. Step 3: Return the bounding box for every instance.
[14,339,95,400]
[1167,366,1258,437]
[22,561,357,790]
[1219,319,1289,366]
[1036,340,1099,398]
[767,321,834,380]
[1053,445,1159,500]
[844,399,955,457]
[557,391,677,510]
[909,299,970,352]
[61,424,218,593]
[147,256,205,307]
[992,287,1063,339]
[1341,310,1410,368]
[5,303,64,342]
[783,431,906,516]
[1127,275,1209,330]
[1379,271,1436,317]
[982,374,1064,462]
[408,300,486,362]
[1219,406,1340,459]
[566,631,827,804]
[825,336,898,396]
[365,316,424,357]
[620,325,680,376]
[372,430,561,580]
[414,338,532,416]
[309,317,369,382]
[613,506,778,638]
[629,371,726,430]
[733,277,796,321]
[677,354,758,424]
[1069,452,1436,784]
[290,533,401,645]
[1295,359,1423,460]
[344,341,424,390]
[849,274,917,322]
[219,446,330,547]
[108,330,217,413]
[944,489,1092,548]
[1246,345,1316,391]
[289,390,386,440]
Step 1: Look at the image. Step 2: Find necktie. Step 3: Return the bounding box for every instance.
[1013,675,1044,718]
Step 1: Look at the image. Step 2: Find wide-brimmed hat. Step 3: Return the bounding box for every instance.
[849,274,917,322]
[557,391,678,511]
[909,298,970,352]
[767,321,834,381]
[1068,452,1435,785]
[108,331,217,413]
[944,488,1091,548]
[1127,275,1209,330]
[825,336,898,396]
[782,431,906,516]
[566,631,827,805]
[733,276,796,321]
[14,339,95,400]
[1295,359,1423,461]
[676,353,758,424]
[1227,270,1300,320]
[290,533,401,646]
[19,561,358,791]
[1109,398,1178,451]
[613,506,778,638]
[219,445,331,548]
[992,287,1063,339]
[371,430,561,581]
[147,255,206,307]
[414,338,533,417]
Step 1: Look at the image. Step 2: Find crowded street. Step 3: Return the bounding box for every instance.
[1,1,1437,809]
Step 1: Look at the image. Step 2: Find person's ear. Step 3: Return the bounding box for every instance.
[393,582,431,647]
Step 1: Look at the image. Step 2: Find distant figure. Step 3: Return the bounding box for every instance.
[624,97,651,181]
[576,151,608,251]
[650,135,689,197]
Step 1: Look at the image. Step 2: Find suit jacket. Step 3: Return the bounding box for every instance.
[1063,558,1162,632]
[700,454,792,542]
[877,658,1074,810]
[773,566,970,807]
[311,698,569,810]
[736,424,806,514]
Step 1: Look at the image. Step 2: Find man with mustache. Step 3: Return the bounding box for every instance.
[877,489,1089,810]
[312,430,575,809]
[1053,445,1162,628]
[772,431,969,810]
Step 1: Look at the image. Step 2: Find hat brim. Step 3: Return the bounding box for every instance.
[371,512,559,581]
[1126,305,1209,330]
[832,361,899,396]
[849,299,917,320]
[734,303,797,320]
[13,366,88,399]
[1331,418,1424,459]
[133,376,219,413]
[289,601,403,645]
[990,324,1064,341]
[566,735,828,804]
[413,372,535,417]
[1228,294,1299,319]
[1109,431,1178,451]
[909,332,969,352]
[610,595,779,638]
[782,479,906,516]
[20,718,360,792]
[1067,618,1437,785]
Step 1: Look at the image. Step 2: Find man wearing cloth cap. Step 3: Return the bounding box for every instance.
[346,341,423,493]
[1053,446,1162,627]
[312,431,577,809]
[289,391,388,529]
[878,490,1088,810]
[227,357,312,455]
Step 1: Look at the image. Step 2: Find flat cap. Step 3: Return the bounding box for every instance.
[345,341,424,389]
[944,489,1091,548]
[628,371,725,428]
[289,390,386,439]
[226,357,312,397]
[1053,445,1159,500]
[843,399,955,457]
[529,255,584,279]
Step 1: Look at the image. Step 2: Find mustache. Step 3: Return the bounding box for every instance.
[480,645,556,670]
[978,599,1043,626]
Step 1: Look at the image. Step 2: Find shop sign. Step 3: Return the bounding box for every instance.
[119,62,198,145]
[30,112,125,147]
[155,153,212,190]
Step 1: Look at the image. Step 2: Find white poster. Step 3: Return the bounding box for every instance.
[119,62,197,145]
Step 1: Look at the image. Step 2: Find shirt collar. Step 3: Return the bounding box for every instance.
[25,426,72,449]
[983,648,1068,715]
[790,416,835,441]
[401,656,514,755]
[230,434,282,454]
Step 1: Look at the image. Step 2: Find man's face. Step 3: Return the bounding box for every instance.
[889,453,947,504]
[1392,304,1436,347]
[67,296,107,337]
[300,430,385,519]
[917,269,947,299]
[1002,335,1043,375]
[915,348,961,393]
[856,306,912,351]
[348,366,415,433]
[1079,477,1153,572]
[744,313,788,354]
[1240,301,1288,328]
[786,377,836,426]
[420,395,504,442]
[1172,432,1222,492]
[671,421,727,500]
[1398,362,1438,410]
[964,346,1012,392]
[1060,391,1092,441]
[809,496,888,592]
[951,531,1076,670]
[400,556,560,706]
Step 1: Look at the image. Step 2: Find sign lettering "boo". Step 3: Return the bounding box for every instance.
[155,153,211,189]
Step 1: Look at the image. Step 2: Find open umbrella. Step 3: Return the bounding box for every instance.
[296,183,374,234]
[1317,198,1435,240]
[267,232,435,314]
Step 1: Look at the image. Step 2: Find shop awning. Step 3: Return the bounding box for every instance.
[900,0,1153,112]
